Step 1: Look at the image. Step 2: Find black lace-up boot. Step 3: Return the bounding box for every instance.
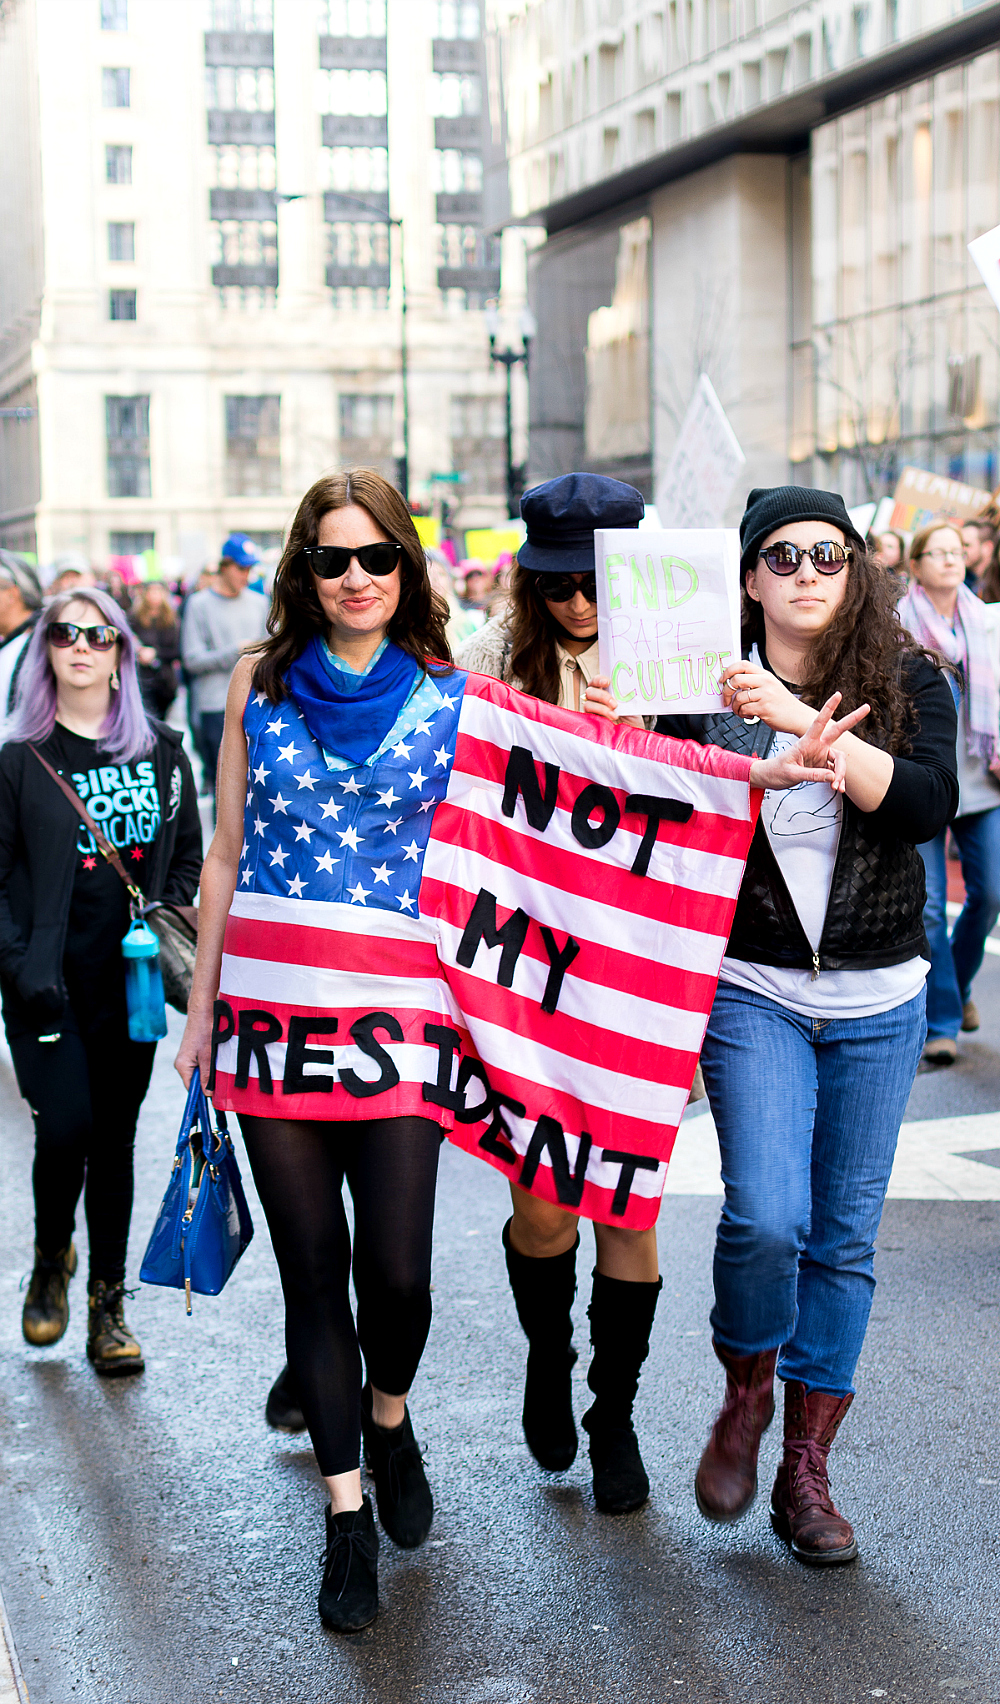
[502,1217,579,1471]
[86,1280,144,1376]
[22,1243,77,1346]
[318,1496,379,1631]
[360,1384,433,1548]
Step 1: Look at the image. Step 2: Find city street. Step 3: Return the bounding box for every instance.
[1,953,998,1704]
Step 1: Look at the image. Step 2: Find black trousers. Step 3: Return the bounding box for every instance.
[10,1019,156,1288]
[239,1114,442,1477]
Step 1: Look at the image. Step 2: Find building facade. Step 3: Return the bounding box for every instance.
[491,0,1000,515]
[0,0,532,568]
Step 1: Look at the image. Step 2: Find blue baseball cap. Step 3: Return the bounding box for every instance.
[220,533,260,569]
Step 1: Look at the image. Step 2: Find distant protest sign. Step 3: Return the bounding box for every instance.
[969,223,1000,316]
[595,529,742,715]
[889,466,991,533]
[656,375,746,528]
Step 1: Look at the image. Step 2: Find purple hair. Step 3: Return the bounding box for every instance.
[6,586,156,760]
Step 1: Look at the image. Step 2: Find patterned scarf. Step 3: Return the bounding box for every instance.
[897,581,999,762]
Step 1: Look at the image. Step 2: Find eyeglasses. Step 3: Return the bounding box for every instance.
[918,548,964,564]
[301,542,402,580]
[534,571,598,603]
[757,541,853,576]
[47,621,120,651]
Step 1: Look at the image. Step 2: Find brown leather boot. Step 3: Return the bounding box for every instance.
[694,1342,777,1523]
[769,1381,858,1566]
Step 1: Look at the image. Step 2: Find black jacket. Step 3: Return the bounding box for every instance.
[656,655,959,972]
[0,721,202,1034]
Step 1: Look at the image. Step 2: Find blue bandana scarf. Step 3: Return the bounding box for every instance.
[286,634,421,765]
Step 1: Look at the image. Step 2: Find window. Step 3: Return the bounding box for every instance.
[319,145,388,193]
[428,72,482,116]
[326,221,390,271]
[110,531,154,555]
[209,144,276,189]
[105,144,132,184]
[108,222,135,262]
[210,0,272,24]
[101,0,127,28]
[431,149,483,193]
[212,219,278,269]
[338,394,395,476]
[106,396,150,498]
[450,394,505,495]
[109,289,137,320]
[316,68,387,116]
[102,67,130,107]
[205,66,274,111]
[433,0,480,35]
[319,0,386,32]
[225,396,280,497]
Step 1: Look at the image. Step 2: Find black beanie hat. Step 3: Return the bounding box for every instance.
[739,486,867,578]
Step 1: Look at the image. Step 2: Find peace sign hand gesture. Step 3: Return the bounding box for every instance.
[748,693,870,795]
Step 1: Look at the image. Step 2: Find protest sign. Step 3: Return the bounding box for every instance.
[464,525,525,562]
[969,223,1000,315]
[889,466,991,533]
[655,375,746,528]
[595,528,742,715]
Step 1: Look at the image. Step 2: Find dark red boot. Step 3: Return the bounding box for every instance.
[694,1342,777,1523]
[769,1381,858,1566]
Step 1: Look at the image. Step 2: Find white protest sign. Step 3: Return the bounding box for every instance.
[595,528,742,715]
[969,223,1000,315]
[656,375,746,528]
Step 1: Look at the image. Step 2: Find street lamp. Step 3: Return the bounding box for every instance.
[275,191,410,500]
[485,302,536,518]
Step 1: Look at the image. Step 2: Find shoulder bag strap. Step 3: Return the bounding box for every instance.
[27,742,146,911]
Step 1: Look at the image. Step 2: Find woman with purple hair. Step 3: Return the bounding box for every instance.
[0,587,202,1371]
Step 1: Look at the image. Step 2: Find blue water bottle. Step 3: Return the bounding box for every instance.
[121,918,168,1042]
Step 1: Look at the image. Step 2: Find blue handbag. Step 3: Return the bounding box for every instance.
[140,1068,254,1313]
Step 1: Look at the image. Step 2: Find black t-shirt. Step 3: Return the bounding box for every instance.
[44,725,162,1024]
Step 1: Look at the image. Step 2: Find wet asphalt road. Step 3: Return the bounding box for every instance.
[1,958,998,1704]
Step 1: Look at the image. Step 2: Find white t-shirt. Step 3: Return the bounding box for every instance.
[718,667,927,1019]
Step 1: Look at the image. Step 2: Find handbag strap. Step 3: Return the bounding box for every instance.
[28,741,146,911]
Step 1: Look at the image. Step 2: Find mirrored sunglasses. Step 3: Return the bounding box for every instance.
[534,571,598,603]
[47,621,120,651]
[301,542,402,580]
[758,541,853,576]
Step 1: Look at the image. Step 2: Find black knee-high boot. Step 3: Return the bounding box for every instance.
[502,1217,579,1471]
[582,1271,662,1514]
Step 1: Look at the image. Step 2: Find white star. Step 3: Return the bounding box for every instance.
[372,861,391,885]
[376,786,399,810]
[438,693,458,709]
[240,839,248,859]
[433,744,450,768]
[408,767,427,792]
[403,839,420,863]
[253,762,270,785]
[240,866,251,886]
[253,691,267,707]
[270,792,290,815]
[320,798,343,820]
[339,773,363,795]
[338,824,362,851]
[277,741,300,764]
[268,845,288,868]
[294,821,314,843]
[253,815,266,837]
[265,717,287,736]
[286,873,306,897]
[296,770,317,792]
[413,718,433,737]
[382,816,402,835]
[315,849,337,874]
[348,880,370,905]
[392,738,412,759]
[418,798,435,814]
[397,888,416,913]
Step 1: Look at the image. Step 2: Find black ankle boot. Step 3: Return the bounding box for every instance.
[582,1271,662,1514]
[360,1385,433,1549]
[318,1496,379,1632]
[265,1363,306,1433]
[502,1217,579,1472]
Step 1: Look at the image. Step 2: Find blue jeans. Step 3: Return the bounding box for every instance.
[919,806,1000,1039]
[700,983,926,1396]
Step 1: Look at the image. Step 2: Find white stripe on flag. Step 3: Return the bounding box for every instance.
[488,1107,669,1201]
[227,887,438,941]
[220,953,459,1020]
[465,1013,692,1125]
[214,1037,447,1091]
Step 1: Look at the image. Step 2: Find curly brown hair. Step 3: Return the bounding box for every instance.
[250,469,452,702]
[505,562,576,703]
[744,545,937,754]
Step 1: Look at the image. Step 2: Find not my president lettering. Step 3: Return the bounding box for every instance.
[70,760,161,849]
[603,549,733,706]
[211,742,693,1216]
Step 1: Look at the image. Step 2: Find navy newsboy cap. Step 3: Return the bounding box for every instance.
[518,472,645,574]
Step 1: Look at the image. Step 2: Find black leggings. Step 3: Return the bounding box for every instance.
[10,1020,156,1288]
[238,1114,442,1477]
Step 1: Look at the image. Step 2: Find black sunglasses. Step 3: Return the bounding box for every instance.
[48,621,120,651]
[301,542,403,580]
[757,541,853,576]
[534,571,598,604]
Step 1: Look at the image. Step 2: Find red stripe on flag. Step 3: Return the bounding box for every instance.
[222,913,442,978]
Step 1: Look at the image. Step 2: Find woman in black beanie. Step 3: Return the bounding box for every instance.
[657,486,958,1566]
